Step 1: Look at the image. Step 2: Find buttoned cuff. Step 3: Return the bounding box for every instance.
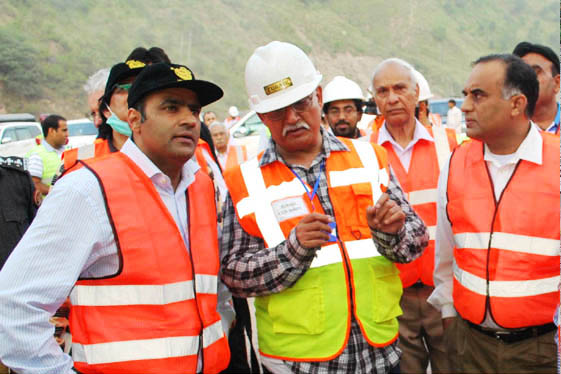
[441,304,458,319]
[287,228,316,265]
[370,225,405,249]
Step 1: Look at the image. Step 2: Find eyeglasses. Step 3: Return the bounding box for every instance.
[113,83,132,93]
[262,93,315,121]
[327,107,358,116]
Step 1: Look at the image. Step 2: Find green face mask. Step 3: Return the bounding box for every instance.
[107,113,132,137]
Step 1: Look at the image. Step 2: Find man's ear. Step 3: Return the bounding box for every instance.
[128,108,141,133]
[511,94,528,117]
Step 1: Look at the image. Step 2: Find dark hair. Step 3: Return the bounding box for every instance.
[448,99,456,105]
[126,47,171,64]
[322,99,363,115]
[414,100,430,120]
[473,54,539,118]
[42,114,66,137]
[512,41,560,76]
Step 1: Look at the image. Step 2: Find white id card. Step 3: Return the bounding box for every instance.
[272,196,310,222]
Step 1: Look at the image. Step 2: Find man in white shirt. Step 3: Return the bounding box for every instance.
[428,54,559,374]
[209,121,248,171]
[369,58,457,374]
[26,114,68,196]
[0,62,234,374]
[446,99,462,134]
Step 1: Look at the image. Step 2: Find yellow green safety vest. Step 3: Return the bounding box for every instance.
[25,144,62,187]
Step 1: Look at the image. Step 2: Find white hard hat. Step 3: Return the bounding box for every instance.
[228,106,239,117]
[245,41,323,113]
[413,70,433,101]
[323,76,364,105]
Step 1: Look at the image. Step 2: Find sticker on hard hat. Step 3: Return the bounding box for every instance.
[264,77,293,95]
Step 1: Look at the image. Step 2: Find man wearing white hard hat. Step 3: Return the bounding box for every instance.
[225,105,241,129]
[368,59,457,374]
[413,70,442,128]
[221,41,429,374]
[323,76,365,138]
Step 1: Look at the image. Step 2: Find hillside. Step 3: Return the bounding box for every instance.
[0,0,558,119]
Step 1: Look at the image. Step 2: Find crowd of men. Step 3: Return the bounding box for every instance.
[0,39,559,374]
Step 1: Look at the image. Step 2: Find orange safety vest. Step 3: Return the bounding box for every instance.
[368,115,385,132]
[224,138,403,360]
[195,139,214,174]
[219,144,248,172]
[62,138,111,170]
[69,152,229,373]
[371,126,457,287]
[447,134,560,328]
[429,113,442,127]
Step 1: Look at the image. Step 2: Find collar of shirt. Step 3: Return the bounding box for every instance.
[544,102,560,134]
[120,138,200,193]
[259,127,349,168]
[378,119,434,152]
[43,140,64,156]
[484,122,543,167]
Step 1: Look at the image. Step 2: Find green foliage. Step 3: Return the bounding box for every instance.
[0,0,559,118]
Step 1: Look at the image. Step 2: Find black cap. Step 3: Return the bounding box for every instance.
[127,63,223,108]
[512,42,560,75]
[102,60,148,105]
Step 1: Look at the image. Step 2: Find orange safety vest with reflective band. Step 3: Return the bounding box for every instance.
[371,126,457,287]
[69,152,229,373]
[224,138,402,361]
[195,139,214,175]
[62,138,111,170]
[447,134,560,328]
[220,144,248,172]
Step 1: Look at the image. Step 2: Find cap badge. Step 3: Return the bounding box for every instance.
[125,60,146,69]
[264,77,293,96]
[171,66,193,81]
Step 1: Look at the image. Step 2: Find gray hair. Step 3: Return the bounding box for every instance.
[83,68,110,94]
[209,121,226,131]
[370,58,418,94]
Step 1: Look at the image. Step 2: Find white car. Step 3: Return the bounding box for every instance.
[228,110,270,158]
[0,121,42,157]
[66,118,98,149]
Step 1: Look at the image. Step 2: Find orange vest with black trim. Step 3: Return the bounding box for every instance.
[371,125,457,287]
[62,138,111,170]
[69,152,229,373]
[220,144,248,172]
[224,138,403,360]
[447,133,560,328]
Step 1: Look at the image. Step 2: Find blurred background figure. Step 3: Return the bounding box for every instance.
[322,75,365,138]
[83,68,110,128]
[209,121,247,171]
[225,105,240,129]
[414,70,442,127]
[203,110,218,126]
[446,99,462,134]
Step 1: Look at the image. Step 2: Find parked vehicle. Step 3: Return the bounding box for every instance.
[66,118,98,149]
[229,110,270,157]
[429,98,465,129]
[0,121,42,157]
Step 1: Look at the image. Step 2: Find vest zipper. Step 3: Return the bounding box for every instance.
[482,159,521,326]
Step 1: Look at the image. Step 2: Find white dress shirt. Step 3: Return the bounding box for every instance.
[0,139,233,374]
[446,106,462,134]
[427,124,544,328]
[377,119,434,172]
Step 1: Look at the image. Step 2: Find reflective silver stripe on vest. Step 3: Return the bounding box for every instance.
[407,188,437,206]
[310,239,381,269]
[70,280,195,306]
[72,335,199,364]
[454,232,560,256]
[329,140,388,204]
[195,274,218,294]
[76,143,96,160]
[235,145,244,162]
[202,320,225,348]
[72,322,224,364]
[428,225,436,241]
[453,261,560,297]
[237,158,306,246]
[431,126,451,171]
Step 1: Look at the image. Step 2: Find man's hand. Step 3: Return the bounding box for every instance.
[295,213,333,249]
[366,193,405,234]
